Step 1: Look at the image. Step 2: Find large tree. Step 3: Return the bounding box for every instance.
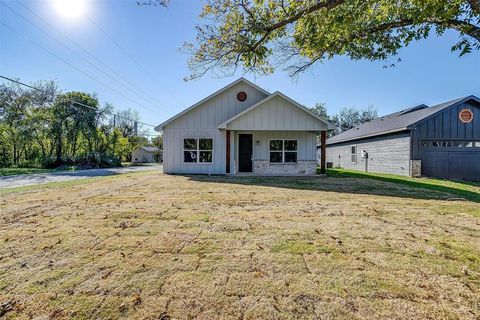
[178,0,480,79]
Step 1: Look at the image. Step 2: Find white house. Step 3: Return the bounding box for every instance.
[132,146,161,163]
[155,78,333,175]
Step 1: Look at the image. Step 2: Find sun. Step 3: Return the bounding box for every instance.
[51,0,88,20]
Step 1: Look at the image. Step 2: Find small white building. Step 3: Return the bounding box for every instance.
[155,78,333,175]
[132,146,161,163]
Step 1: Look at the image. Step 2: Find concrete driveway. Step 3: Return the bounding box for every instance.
[0,165,162,189]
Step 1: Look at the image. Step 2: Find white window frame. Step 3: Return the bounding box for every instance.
[351,145,357,163]
[183,138,213,164]
[269,139,298,164]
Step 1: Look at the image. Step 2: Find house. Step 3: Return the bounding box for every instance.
[132,146,161,163]
[326,95,480,181]
[155,78,333,175]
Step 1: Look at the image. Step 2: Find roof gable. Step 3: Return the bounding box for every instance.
[219,91,334,131]
[327,95,480,145]
[155,78,270,131]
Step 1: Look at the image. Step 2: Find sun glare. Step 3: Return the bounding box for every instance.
[52,0,88,20]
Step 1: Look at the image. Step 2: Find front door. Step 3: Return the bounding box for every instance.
[238,134,253,172]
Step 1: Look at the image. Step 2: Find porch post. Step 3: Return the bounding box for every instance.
[230,131,235,175]
[320,131,326,174]
[226,130,231,174]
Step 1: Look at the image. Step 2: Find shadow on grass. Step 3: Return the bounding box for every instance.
[185,169,480,203]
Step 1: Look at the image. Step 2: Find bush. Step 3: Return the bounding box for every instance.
[42,153,121,169]
[17,160,42,168]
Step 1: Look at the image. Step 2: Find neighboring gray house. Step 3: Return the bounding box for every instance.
[132,146,161,163]
[326,95,480,181]
[155,78,333,175]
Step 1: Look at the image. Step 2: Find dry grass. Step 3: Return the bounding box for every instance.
[0,171,479,319]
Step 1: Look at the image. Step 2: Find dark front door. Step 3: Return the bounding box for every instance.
[238,134,253,172]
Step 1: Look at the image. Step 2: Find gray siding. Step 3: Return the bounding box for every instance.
[132,149,156,163]
[225,95,329,131]
[326,133,411,176]
[163,82,268,174]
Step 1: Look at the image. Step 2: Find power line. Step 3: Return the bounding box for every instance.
[0,20,168,120]
[13,0,177,117]
[0,75,158,128]
[1,2,169,119]
[84,13,186,107]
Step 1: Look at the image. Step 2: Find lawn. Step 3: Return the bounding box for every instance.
[0,167,57,177]
[0,171,479,319]
[0,167,79,177]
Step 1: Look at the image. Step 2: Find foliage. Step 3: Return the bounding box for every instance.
[330,105,378,134]
[309,103,378,136]
[151,135,163,149]
[175,0,480,79]
[0,80,151,169]
[308,102,329,120]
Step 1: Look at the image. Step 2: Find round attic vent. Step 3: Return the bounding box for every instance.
[237,91,247,102]
[459,109,473,123]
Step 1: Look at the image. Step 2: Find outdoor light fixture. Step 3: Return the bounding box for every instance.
[256,140,260,145]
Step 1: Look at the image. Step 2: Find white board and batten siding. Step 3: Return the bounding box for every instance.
[326,133,411,176]
[224,95,326,131]
[162,82,268,174]
[233,131,317,161]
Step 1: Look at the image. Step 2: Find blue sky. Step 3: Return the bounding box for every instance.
[1,0,479,135]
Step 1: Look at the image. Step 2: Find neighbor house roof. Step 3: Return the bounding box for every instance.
[154,78,270,131]
[139,146,160,152]
[218,91,335,130]
[327,95,480,145]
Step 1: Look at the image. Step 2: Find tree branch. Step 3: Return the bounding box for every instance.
[248,0,346,51]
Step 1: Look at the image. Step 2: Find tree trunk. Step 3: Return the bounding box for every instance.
[56,129,63,164]
[13,143,17,165]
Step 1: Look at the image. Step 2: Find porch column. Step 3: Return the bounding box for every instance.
[230,130,235,175]
[320,131,326,174]
[226,130,231,174]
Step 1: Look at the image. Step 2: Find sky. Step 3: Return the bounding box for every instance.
[1,0,479,136]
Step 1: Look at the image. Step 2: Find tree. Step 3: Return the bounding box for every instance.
[177,0,480,79]
[0,79,147,169]
[330,105,378,135]
[111,108,142,138]
[310,103,378,136]
[309,103,329,120]
[151,135,163,150]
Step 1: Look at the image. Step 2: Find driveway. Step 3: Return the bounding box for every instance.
[0,165,162,189]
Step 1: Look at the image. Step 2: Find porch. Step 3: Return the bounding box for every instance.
[225,130,327,176]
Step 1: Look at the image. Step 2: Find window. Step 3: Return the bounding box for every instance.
[269,139,297,163]
[351,145,357,163]
[422,140,480,149]
[183,138,213,163]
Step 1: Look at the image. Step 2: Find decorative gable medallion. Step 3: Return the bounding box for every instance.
[459,109,473,123]
[237,91,247,102]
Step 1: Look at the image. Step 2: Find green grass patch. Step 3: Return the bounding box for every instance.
[271,240,335,255]
[0,167,69,176]
[324,168,480,203]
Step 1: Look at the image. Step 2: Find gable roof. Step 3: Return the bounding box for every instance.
[218,91,335,130]
[154,78,270,131]
[139,146,160,152]
[327,95,480,145]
